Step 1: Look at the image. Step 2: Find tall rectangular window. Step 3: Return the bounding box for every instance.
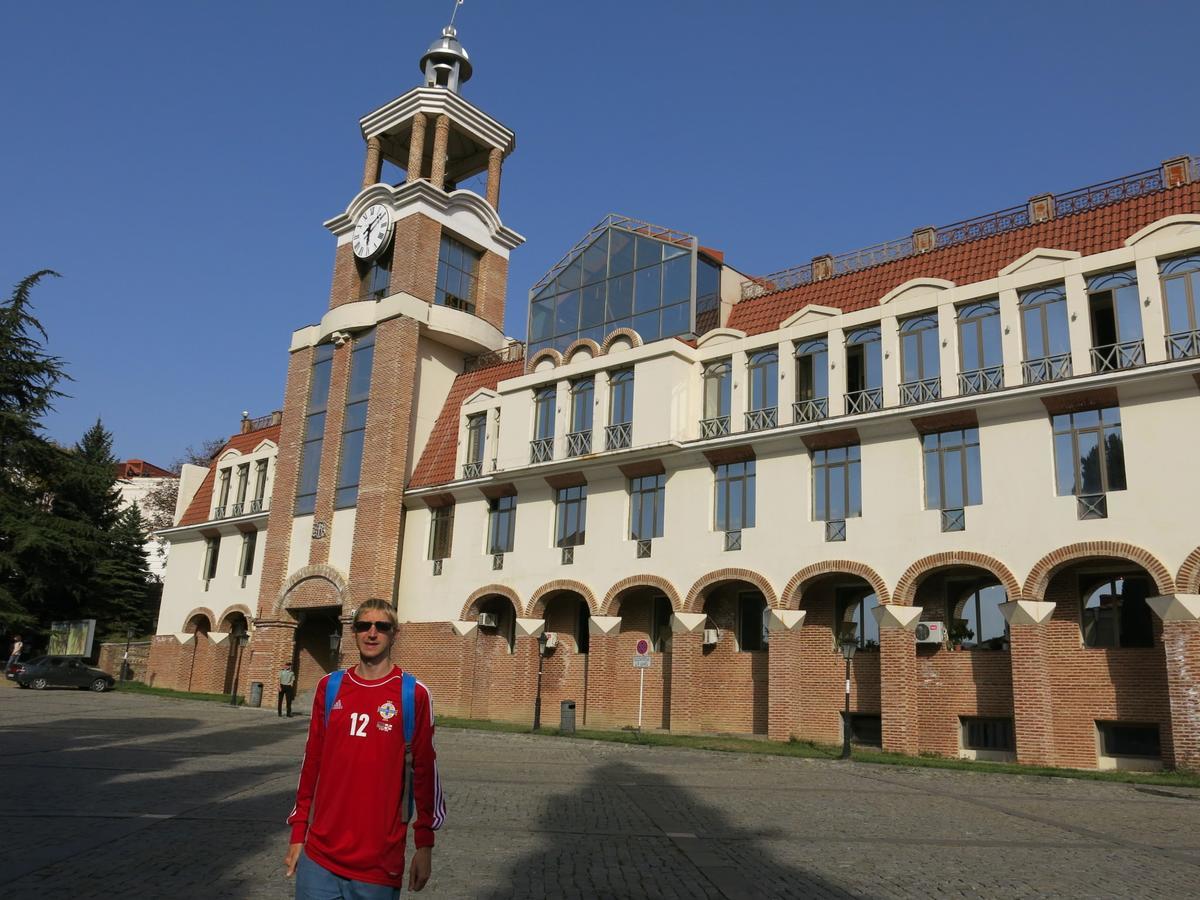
[845,326,882,412]
[609,369,634,424]
[1159,253,1200,359]
[216,468,231,514]
[487,494,517,554]
[202,536,220,581]
[702,360,732,436]
[651,595,673,652]
[428,505,454,560]
[233,463,250,513]
[295,344,334,515]
[737,592,768,652]
[336,329,375,508]
[794,339,828,401]
[957,300,1003,393]
[714,461,755,533]
[747,350,778,412]
[436,234,481,313]
[1052,407,1126,497]
[629,473,665,540]
[1087,270,1142,352]
[533,386,556,440]
[899,314,940,403]
[239,530,257,577]
[465,413,487,473]
[363,248,391,299]
[252,459,268,511]
[812,445,862,521]
[555,485,587,548]
[569,378,594,435]
[922,428,982,510]
[1020,284,1071,382]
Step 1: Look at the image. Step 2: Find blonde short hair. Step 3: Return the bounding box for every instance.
[353,598,398,627]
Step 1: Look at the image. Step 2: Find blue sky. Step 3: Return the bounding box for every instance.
[2,1,1197,466]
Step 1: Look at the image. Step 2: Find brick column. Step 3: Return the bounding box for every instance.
[429,114,450,190]
[1000,600,1057,766]
[243,620,297,706]
[406,113,427,183]
[485,146,503,208]
[450,621,478,718]
[513,618,546,726]
[668,613,707,734]
[362,135,382,189]
[1147,594,1200,771]
[584,616,621,727]
[872,604,922,755]
[767,610,806,741]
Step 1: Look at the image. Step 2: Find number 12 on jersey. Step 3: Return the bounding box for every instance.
[350,712,369,736]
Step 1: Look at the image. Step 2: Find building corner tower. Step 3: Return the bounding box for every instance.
[244,23,524,696]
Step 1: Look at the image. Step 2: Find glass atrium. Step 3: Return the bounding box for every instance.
[528,215,720,357]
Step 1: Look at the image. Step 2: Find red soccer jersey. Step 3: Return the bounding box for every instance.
[287,666,445,887]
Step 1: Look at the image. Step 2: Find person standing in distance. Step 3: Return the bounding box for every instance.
[278,662,295,717]
[6,634,22,671]
[285,599,444,896]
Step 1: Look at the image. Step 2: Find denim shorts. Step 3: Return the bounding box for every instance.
[295,851,400,900]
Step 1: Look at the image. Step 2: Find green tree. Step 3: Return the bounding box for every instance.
[0,271,68,629]
[95,502,156,638]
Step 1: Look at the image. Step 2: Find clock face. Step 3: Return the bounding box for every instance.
[352,203,393,260]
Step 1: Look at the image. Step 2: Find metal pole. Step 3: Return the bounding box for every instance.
[122,630,132,682]
[229,637,243,706]
[841,655,852,760]
[637,667,644,730]
[532,644,545,731]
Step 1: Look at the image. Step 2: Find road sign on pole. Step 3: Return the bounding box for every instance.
[632,641,652,729]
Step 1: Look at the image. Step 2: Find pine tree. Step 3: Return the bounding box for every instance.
[0,271,69,629]
[95,503,156,638]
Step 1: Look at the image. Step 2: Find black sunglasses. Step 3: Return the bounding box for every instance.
[353,620,395,634]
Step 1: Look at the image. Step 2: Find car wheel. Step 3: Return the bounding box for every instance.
[90,678,109,693]
[31,677,48,690]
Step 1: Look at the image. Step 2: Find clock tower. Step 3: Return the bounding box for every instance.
[244,21,524,695]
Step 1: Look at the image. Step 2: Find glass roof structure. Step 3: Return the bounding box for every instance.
[528,214,720,357]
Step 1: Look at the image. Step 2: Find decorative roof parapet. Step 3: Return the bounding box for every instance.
[741,156,1198,301]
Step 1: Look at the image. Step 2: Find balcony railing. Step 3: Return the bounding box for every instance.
[530,438,554,464]
[700,416,730,438]
[959,366,1004,395]
[744,407,778,432]
[1077,493,1108,520]
[1091,339,1145,373]
[250,498,266,513]
[462,461,483,479]
[1166,329,1200,360]
[825,519,847,542]
[724,530,742,551]
[941,508,965,532]
[793,398,828,423]
[230,502,244,517]
[566,430,592,458]
[605,422,632,450]
[845,388,883,415]
[899,377,941,406]
[1022,353,1072,385]
[214,505,226,519]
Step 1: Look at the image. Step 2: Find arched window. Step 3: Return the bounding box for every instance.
[1020,284,1070,381]
[955,584,1007,649]
[845,327,882,412]
[956,300,1003,393]
[838,590,879,650]
[1081,575,1153,648]
[1160,253,1200,358]
[899,314,940,388]
[701,360,731,436]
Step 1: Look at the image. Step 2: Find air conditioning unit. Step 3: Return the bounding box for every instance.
[915,621,945,644]
[543,632,559,649]
[702,628,720,646]
[477,612,498,629]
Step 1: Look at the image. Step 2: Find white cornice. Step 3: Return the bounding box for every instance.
[1125,214,1200,247]
[359,87,515,155]
[998,248,1081,277]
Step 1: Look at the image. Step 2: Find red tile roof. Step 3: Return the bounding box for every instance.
[726,181,1200,336]
[409,359,525,489]
[116,459,174,479]
[176,424,281,527]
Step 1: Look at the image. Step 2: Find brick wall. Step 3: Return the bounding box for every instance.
[144,634,243,695]
[693,591,769,735]
[390,213,441,303]
[98,640,151,683]
[475,250,508,331]
[916,649,1013,758]
[329,244,362,309]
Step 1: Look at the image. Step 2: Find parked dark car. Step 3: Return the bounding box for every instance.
[14,656,115,692]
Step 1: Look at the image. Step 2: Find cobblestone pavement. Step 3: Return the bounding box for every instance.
[2,685,1200,898]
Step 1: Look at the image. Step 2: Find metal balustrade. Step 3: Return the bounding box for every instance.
[230,502,244,517]
[825,519,846,542]
[959,366,1004,395]
[462,461,483,479]
[744,407,778,432]
[1022,354,1072,385]
[724,530,742,551]
[561,546,574,565]
[566,430,592,458]
[249,499,266,514]
[530,438,553,463]
[941,508,965,532]
[636,539,652,559]
[1077,494,1108,520]
[492,553,504,571]
[213,506,226,519]
[605,422,632,451]
[700,416,730,438]
[899,377,941,406]
[1090,339,1145,373]
[432,559,443,576]
[1166,329,1200,360]
[792,398,828,423]
[845,388,883,415]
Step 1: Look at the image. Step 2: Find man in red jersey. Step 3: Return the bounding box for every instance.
[284,599,445,897]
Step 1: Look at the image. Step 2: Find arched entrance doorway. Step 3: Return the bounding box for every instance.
[291,609,342,695]
[219,610,250,695]
[466,593,519,722]
[536,589,591,726]
[693,577,770,735]
[612,585,674,730]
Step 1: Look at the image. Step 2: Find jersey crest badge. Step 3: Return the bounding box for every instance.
[378,699,397,721]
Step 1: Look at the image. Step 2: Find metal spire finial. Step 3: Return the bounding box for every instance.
[447,0,464,33]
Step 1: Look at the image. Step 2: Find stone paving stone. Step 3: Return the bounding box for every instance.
[2,686,1199,898]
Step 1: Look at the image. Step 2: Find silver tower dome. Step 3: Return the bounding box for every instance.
[419,25,473,94]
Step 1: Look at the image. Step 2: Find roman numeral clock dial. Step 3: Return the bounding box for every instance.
[351,202,393,261]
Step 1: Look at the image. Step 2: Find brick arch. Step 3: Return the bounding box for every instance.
[527,348,562,371]
[460,584,522,621]
[1023,541,1175,600]
[600,327,643,354]
[526,579,598,618]
[684,568,777,613]
[216,604,254,630]
[275,564,348,614]
[182,607,216,633]
[600,574,683,616]
[563,338,602,364]
[781,560,891,610]
[893,552,1021,606]
[1177,547,1200,594]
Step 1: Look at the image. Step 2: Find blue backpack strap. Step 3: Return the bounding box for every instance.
[323,669,345,729]
[400,671,416,823]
